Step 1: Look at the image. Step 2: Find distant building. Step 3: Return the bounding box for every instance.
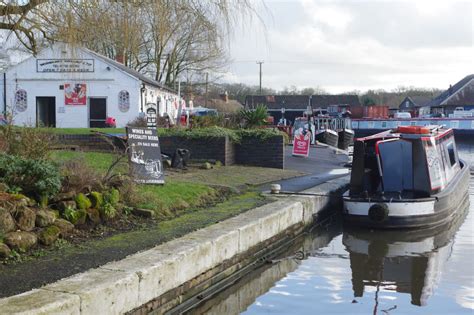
[399,96,432,117]
[192,93,243,113]
[0,43,184,128]
[426,74,474,115]
[244,94,360,123]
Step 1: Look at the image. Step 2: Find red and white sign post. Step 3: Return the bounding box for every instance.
[292,132,311,157]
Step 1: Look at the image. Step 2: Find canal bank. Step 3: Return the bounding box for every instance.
[0,175,349,314]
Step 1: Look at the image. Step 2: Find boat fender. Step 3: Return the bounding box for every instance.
[368,203,389,222]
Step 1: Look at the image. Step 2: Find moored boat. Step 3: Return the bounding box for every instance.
[338,128,354,150]
[315,129,339,148]
[343,125,469,229]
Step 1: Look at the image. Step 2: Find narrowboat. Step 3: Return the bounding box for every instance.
[315,129,339,148]
[338,128,354,151]
[343,125,469,228]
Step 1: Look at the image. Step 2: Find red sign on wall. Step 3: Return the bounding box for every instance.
[292,132,311,157]
[65,83,87,105]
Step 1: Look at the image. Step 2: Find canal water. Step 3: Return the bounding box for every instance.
[188,140,474,315]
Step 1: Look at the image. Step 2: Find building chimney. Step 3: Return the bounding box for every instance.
[220,91,229,103]
[115,54,124,64]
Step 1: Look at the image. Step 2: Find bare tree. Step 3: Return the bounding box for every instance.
[0,0,50,54]
[46,0,257,87]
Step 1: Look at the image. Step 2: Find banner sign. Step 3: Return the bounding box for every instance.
[64,83,87,105]
[127,127,164,184]
[37,59,94,73]
[292,130,311,157]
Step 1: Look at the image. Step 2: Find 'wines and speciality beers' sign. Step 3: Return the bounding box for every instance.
[126,127,164,184]
[36,59,94,73]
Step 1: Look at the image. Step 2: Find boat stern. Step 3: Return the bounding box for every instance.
[343,194,438,228]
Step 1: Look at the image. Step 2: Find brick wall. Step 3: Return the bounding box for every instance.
[56,134,285,169]
[235,136,284,169]
[56,134,118,151]
[159,136,231,165]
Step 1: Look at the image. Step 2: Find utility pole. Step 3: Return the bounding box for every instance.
[205,72,209,108]
[256,61,264,94]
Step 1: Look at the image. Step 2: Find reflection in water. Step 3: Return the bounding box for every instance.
[344,200,468,308]
[184,140,474,315]
[187,223,342,315]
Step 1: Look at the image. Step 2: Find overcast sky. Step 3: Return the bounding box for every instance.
[223,0,474,93]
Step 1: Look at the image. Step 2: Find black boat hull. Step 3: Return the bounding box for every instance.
[315,130,339,148]
[343,160,470,229]
[337,129,354,150]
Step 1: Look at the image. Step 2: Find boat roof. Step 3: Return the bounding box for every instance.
[356,125,453,142]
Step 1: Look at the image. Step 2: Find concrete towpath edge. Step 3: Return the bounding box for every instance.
[0,175,349,315]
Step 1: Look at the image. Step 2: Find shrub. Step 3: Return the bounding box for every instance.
[159,126,240,143]
[99,203,117,220]
[89,192,103,208]
[63,206,77,223]
[63,207,87,225]
[122,205,133,216]
[58,157,101,193]
[74,193,92,210]
[117,178,144,206]
[158,126,286,144]
[236,128,287,142]
[0,126,54,160]
[190,113,240,129]
[238,104,268,128]
[191,115,225,128]
[0,154,61,201]
[127,116,148,128]
[104,188,120,206]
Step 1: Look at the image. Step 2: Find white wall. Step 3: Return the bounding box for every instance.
[4,43,147,128]
[142,84,185,119]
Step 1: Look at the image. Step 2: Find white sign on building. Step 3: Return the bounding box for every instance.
[36,59,95,73]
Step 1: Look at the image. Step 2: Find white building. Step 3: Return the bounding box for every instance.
[0,43,187,128]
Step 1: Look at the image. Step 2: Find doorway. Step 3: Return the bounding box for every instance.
[89,98,107,128]
[36,97,56,127]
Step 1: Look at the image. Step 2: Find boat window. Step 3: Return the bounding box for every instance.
[378,140,413,192]
[447,143,456,166]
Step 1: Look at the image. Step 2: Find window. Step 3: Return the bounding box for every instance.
[14,89,27,112]
[118,90,130,112]
[447,142,456,166]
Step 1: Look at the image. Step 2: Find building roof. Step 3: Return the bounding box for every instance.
[399,96,432,109]
[85,49,177,94]
[409,96,432,107]
[311,94,360,108]
[245,94,360,110]
[427,74,474,107]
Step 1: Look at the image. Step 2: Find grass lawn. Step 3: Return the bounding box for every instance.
[50,150,124,173]
[49,150,303,217]
[46,128,126,135]
[49,150,220,217]
[168,165,305,188]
